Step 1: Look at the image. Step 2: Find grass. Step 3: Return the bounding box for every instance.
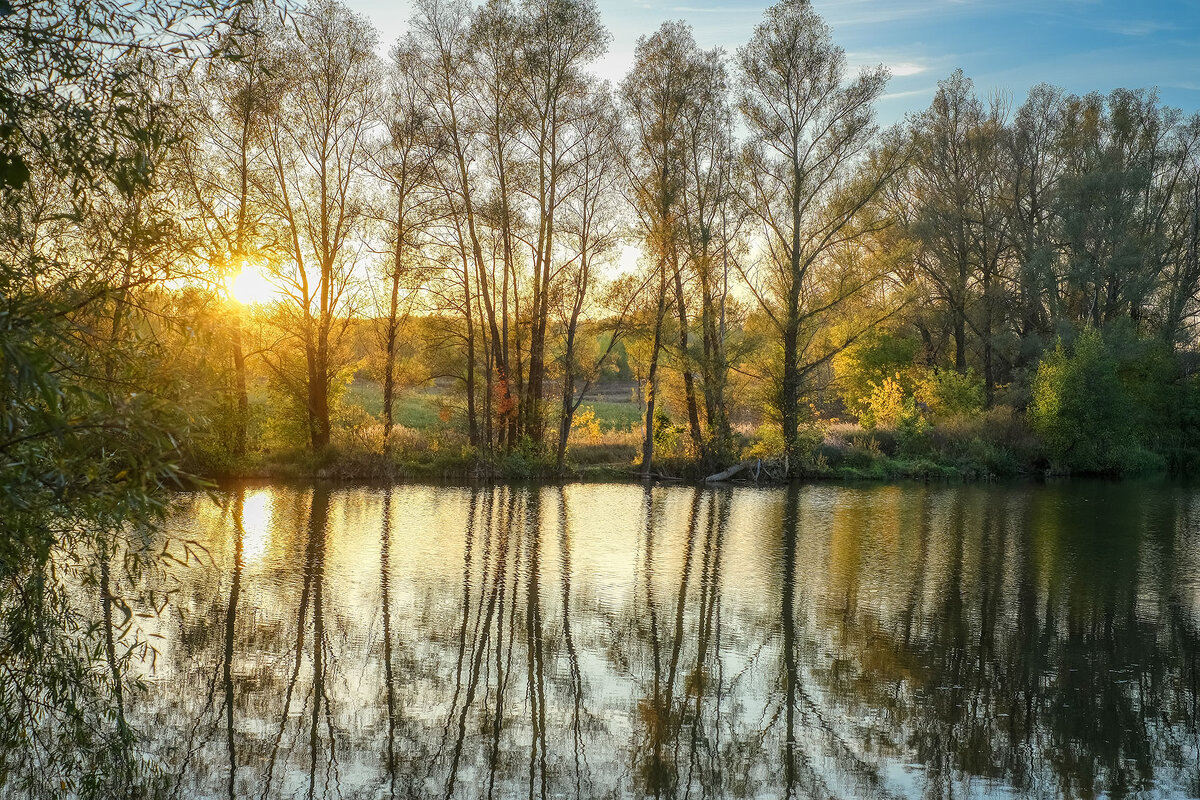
[344,379,443,429]
[576,400,644,432]
[344,379,646,434]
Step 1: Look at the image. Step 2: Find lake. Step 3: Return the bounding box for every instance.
[125,481,1200,799]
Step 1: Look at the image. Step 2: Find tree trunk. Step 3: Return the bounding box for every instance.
[673,255,704,459]
[231,325,249,458]
[310,317,331,451]
[953,312,967,373]
[780,297,802,477]
[462,250,479,449]
[555,331,576,473]
[699,257,730,463]
[382,268,400,443]
[641,270,669,478]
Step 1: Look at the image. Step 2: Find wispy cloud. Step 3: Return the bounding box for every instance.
[882,86,937,101]
[888,61,928,77]
[667,5,749,11]
[1095,19,1181,37]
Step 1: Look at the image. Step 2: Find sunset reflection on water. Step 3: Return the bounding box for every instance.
[128,481,1200,799]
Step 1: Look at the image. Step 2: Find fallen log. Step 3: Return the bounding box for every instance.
[704,461,750,482]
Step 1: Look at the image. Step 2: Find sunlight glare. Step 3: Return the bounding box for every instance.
[230,262,275,305]
[239,490,272,563]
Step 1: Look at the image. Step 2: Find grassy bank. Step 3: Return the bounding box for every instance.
[188,387,1083,483]
[188,379,1179,484]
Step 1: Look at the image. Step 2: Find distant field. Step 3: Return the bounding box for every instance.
[345,380,442,429]
[344,379,643,433]
[577,400,643,432]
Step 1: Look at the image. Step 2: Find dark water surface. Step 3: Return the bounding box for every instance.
[134,481,1200,799]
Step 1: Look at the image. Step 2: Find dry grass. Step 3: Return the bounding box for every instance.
[565,429,641,466]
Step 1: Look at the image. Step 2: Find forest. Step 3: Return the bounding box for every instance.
[6,0,1200,495]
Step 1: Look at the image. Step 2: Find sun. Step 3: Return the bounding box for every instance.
[229,262,276,305]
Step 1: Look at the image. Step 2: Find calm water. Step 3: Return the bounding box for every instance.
[128,481,1200,799]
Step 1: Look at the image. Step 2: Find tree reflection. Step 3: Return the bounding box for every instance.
[223,491,244,800]
[630,486,736,799]
[260,486,338,800]
[67,482,1200,799]
[380,486,398,799]
[807,484,1200,799]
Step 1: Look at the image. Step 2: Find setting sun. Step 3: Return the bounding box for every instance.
[229,262,275,305]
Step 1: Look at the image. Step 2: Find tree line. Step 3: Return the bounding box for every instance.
[6,0,1200,490]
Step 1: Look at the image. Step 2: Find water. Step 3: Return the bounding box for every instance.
[126,481,1200,799]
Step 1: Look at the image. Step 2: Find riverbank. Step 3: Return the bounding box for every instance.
[186,410,1164,484]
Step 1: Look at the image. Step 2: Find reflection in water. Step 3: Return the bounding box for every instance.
[116,482,1200,798]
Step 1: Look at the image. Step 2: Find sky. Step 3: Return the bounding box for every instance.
[344,0,1200,124]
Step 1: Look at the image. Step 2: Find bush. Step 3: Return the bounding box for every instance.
[859,375,907,430]
[570,406,603,440]
[834,329,922,412]
[896,397,931,455]
[915,368,984,417]
[1029,327,1152,474]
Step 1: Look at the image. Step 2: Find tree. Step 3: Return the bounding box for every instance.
[678,43,739,463]
[621,21,708,476]
[373,44,437,444]
[180,0,280,457]
[1,0,242,793]
[736,0,896,472]
[515,0,610,444]
[263,0,377,450]
[404,0,488,448]
[553,88,628,470]
[906,70,1012,403]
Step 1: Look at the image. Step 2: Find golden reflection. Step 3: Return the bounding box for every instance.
[240,490,272,562]
[140,483,1200,800]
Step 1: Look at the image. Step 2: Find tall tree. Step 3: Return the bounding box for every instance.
[621,21,707,476]
[554,88,627,470]
[373,44,437,444]
[180,0,279,456]
[264,0,377,450]
[404,0,489,447]
[736,0,895,472]
[678,44,739,463]
[515,0,609,444]
[906,70,1012,403]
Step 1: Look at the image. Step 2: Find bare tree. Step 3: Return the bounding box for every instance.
[263,0,377,450]
[678,43,739,464]
[179,0,279,456]
[515,0,610,444]
[554,88,627,470]
[621,21,708,477]
[372,44,437,444]
[736,0,897,472]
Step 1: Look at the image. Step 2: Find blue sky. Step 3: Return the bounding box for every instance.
[347,0,1200,123]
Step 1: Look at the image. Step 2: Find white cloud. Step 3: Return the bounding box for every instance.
[888,61,927,77]
[882,86,937,101]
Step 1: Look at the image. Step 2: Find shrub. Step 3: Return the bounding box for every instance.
[834,329,921,412]
[915,368,984,417]
[570,406,603,440]
[896,397,931,455]
[1029,328,1141,473]
[652,407,688,457]
[859,375,907,430]
[744,424,786,460]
